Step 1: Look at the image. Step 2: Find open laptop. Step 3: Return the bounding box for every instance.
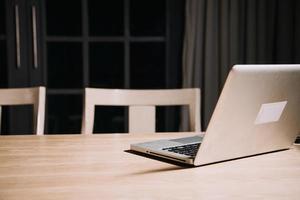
[130,64,300,166]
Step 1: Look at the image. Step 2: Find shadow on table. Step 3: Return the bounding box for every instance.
[125,148,290,171]
[125,150,193,168]
[123,150,191,176]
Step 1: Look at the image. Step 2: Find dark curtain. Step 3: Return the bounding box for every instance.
[182,0,300,130]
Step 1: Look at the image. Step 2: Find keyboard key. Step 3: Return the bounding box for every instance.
[162,143,201,157]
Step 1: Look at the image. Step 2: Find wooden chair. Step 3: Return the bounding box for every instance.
[81,88,200,134]
[0,87,46,135]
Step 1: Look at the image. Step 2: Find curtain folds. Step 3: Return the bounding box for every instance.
[182,0,300,130]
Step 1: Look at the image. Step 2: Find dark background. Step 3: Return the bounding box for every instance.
[1,0,300,135]
[0,0,185,134]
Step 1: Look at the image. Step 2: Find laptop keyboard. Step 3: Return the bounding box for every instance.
[162,143,201,157]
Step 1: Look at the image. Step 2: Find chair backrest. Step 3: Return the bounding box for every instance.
[0,87,46,135]
[81,88,200,134]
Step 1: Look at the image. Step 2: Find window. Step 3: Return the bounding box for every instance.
[44,0,185,133]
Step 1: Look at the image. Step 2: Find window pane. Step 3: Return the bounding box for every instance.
[94,106,127,133]
[156,106,182,132]
[0,0,5,35]
[130,0,166,36]
[47,94,82,134]
[1,106,33,135]
[47,42,83,88]
[130,42,165,88]
[46,0,82,36]
[88,0,124,36]
[89,42,124,88]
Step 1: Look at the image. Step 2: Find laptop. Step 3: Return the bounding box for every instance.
[130,64,300,166]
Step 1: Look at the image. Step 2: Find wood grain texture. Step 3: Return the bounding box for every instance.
[0,133,300,200]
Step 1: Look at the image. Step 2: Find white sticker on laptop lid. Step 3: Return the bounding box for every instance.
[255,101,287,124]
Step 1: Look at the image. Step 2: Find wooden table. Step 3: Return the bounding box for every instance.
[0,133,300,200]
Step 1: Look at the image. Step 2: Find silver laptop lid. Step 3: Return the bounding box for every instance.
[194,64,300,165]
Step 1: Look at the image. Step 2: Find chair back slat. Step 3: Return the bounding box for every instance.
[129,106,155,133]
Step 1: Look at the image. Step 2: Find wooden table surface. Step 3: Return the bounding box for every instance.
[0,133,299,200]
